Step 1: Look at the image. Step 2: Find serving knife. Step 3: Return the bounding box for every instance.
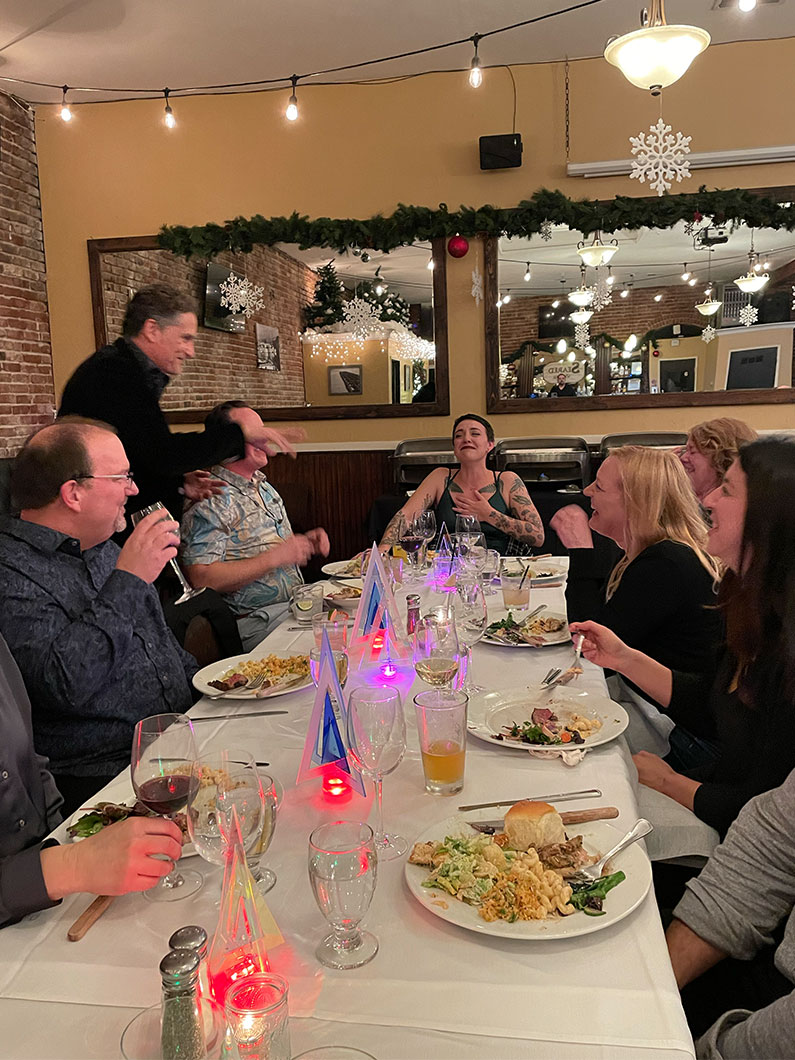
[458,787,601,811]
[468,806,618,834]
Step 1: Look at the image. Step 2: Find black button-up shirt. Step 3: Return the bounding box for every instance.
[0,517,197,778]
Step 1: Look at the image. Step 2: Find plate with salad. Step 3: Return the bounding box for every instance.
[467,686,629,752]
[405,814,650,940]
[482,611,571,648]
[66,800,197,857]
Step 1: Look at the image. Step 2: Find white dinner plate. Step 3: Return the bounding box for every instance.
[192,653,312,700]
[324,577,364,614]
[501,559,568,587]
[321,559,362,579]
[482,610,571,648]
[405,815,651,940]
[66,805,197,858]
[467,685,629,752]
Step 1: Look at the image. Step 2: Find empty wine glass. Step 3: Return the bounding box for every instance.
[131,713,203,902]
[131,502,205,605]
[416,509,437,571]
[479,548,500,594]
[450,582,488,693]
[455,514,481,536]
[413,611,461,701]
[186,750,265,871]
[455,531,487,579]
[308,821,378,970]
[346,686,407,860]
[247,772,279,895]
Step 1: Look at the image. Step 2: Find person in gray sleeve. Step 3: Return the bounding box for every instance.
[0,632,183,928]
[667,768,795,1058]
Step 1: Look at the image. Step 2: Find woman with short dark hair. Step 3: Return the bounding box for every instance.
[379,413,544,554]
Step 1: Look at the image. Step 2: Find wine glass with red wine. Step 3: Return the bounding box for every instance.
[131,713,203,902]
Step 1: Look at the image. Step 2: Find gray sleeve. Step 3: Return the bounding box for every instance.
[698,997,795,1060]
[675,771,795,960]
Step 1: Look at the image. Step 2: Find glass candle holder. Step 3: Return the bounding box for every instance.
[224,973,290,1060]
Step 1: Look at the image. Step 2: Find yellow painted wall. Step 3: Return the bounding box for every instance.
[651,338,707,391]
[34,37,795,441]
[714,325,795,389]
[303,337,389,405]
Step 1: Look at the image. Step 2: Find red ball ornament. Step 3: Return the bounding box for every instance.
[447,235,469,259]
[652,348,660,358]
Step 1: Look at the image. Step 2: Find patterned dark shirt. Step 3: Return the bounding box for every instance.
[0,517,197,778]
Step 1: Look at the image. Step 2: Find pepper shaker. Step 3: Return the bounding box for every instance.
[160,949,206,1060]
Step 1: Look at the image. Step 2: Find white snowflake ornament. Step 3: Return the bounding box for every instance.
[471,266,484,304]
[791,285,795,312]
[539,220,554,242]
[574,322,590,350]
[701,324,716,344]
[342,296,382,338]
[629,117,692,197]
[739,302,758,327]
[591,270,613,313]
[219,273,265,318]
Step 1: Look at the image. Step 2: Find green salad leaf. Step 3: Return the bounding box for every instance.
[569,871,626,915]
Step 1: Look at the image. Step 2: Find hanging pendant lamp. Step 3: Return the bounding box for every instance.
[604,0,710,96]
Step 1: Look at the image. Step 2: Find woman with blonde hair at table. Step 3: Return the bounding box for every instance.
[551,446,721,768]
[571,436,795,843]
[679,417,757,505]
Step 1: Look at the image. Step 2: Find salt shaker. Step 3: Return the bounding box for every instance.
[169,925,210,1003]
[406,594,421,637]
[160,949,207,1060]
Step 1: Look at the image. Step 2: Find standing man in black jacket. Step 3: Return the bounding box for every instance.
[59,283,297,523]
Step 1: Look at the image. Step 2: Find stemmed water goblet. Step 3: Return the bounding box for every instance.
[450,581,488,694]
[130,501,205,605]
[455,514,481,536]
[131,713,203,902]
[346,686,407,860]
[479,548,500,594]
[413,611,461,701]
[186,749,265,875]
[308,821,379,970]
[246,772,279,895]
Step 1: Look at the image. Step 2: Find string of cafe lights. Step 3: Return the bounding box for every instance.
[6,0,609,126]
[0,0,662,128]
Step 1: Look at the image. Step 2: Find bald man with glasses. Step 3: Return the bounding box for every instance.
[0,421,197,815]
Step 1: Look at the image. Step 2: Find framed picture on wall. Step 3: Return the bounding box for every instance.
[328,364,363,395]
[725,345,778,390]
[255,323,281,371]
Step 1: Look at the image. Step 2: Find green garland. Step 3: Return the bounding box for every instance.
[158,186,795,260]
[504,329,665,363]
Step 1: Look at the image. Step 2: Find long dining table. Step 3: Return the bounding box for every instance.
[0,569,696,1060]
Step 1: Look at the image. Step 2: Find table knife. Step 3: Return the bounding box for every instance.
[468,806,618,834]
[194,709,289,721]
[458,787,601,811]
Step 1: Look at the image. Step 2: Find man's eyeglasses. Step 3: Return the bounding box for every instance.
[74,472,135,483]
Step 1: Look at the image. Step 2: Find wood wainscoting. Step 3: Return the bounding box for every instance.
[264,448,396,574]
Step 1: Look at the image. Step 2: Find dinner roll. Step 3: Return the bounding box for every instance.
[504,800,565,851]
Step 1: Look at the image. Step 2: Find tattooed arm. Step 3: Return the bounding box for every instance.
[378,468,447,550]
[450,473,545,546]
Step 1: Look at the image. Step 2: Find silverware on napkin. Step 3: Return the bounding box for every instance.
[469,806,619,834]
[458,787,601,811]
[193,710,289,721]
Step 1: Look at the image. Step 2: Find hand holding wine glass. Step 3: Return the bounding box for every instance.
[131,713,203,902]
[346,687,407,860]
[129,502,205,604]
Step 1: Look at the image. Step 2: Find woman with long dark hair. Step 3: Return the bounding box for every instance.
[571,436,795,838]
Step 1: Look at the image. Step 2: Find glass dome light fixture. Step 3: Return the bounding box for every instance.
[734,231,769,294]
[568,266,595,308]
[604,0,710,96]
[577,231,619,268]
[569,308,593,325]
[696,250,723,316]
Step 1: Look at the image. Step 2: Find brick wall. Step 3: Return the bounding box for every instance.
[101,245,316,411]
[0,93,55,456]
[499,283,706,355]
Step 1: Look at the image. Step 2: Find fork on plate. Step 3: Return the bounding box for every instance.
[540,634,585,692]
[206,672,268,699]
[567,818,653,885]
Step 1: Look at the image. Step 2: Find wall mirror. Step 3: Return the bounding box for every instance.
[88,235,449,422]
[485,188,795,413]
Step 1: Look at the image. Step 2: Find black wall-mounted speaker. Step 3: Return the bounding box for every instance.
[479,133,523,170]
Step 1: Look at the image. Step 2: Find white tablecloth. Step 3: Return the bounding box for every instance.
[0,577,695,1059]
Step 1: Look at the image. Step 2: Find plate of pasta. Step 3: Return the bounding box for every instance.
[405,813,650,940]
[192,652,312,699]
